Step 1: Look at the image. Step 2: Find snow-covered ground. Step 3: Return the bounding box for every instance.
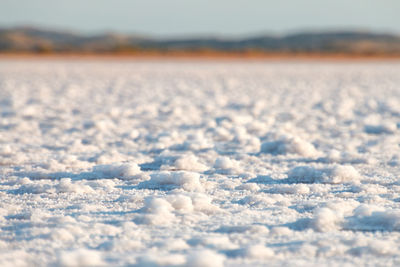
[1,60,400,266]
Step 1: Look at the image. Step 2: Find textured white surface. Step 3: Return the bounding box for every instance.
[1,60,400,266]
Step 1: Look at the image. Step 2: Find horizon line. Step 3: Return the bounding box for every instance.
[1,23,400,40]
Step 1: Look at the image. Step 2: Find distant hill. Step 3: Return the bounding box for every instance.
[1,27,400,55]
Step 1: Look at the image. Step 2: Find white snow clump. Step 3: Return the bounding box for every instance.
[174,154,208,172]
[260,135,318,157]
[92,163,141,179]
[140,171,203,191]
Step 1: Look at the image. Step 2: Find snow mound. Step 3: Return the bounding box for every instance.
[51,228,75,242]
[142,197,174,214]
[260,135,318,157]
[303,204,400,232]
[188,193,220,214]
[287,165,360,184]
[174,154,208,172]
[167,193,219,214]
[242,244,274,259]
[137,193,219,225]
[270,226,293,236]
[57,249,105,267]
[139,171,203,191]
[309,207,343,232]
[186,250,225,267]
[166,194,194,212]
[57,178,95,194]
[137,197,176,225]
[92,163,141,179]
[136,253,186,266]
[168,193,218,214]
[346,205,400,231]
[213,157,241,174]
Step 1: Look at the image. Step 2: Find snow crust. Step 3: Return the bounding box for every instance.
[1,60,400,266]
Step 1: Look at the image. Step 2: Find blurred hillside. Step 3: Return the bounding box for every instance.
[1,27,400,56]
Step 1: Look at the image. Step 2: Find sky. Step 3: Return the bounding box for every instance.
[1,0,400,37]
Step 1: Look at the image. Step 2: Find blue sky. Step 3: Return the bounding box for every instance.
[1,0,399,36]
